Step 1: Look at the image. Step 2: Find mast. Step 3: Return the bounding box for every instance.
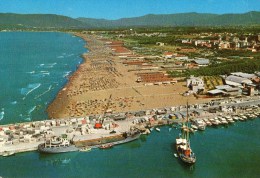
[186,101,189,142]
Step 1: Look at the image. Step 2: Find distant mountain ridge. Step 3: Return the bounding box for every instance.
[0,13,91,28]
[77,11,260,28]
[0,11,259,29]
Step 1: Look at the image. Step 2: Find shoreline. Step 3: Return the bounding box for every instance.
[47,32,211,119]
[1,96,260,155]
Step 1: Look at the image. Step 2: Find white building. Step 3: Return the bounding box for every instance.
[187,76,205,93]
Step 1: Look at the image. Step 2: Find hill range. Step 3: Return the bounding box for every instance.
[0,11,259,29]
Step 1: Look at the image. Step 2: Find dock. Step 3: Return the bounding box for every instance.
[1,96,260,156]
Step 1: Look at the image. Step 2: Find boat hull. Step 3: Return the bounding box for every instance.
[179,153,196,164]
[38,143,79,154]
[176,144,196,164]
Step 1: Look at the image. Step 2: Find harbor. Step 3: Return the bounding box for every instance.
[1,119,260,178]
[1,95,260,156]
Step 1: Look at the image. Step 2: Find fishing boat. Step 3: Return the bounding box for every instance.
[175,102,196,164]
[38,134,79,154]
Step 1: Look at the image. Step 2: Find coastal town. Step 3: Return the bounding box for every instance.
[0,0,260,177]
[0,30,260,156]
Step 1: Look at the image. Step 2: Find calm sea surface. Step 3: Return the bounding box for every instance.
[0,32,86,124]
[0,32,260,178]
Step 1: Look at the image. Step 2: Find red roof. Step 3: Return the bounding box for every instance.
[164,52,173,55]
[94,123,102,129]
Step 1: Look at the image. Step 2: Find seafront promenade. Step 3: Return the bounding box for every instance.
[1,96,260,156]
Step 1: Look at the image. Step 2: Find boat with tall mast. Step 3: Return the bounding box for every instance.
[175,102,196,164]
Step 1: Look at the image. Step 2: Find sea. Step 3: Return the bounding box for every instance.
[0,120,260,178]
[0,32,260,178]
[0,32,86,125]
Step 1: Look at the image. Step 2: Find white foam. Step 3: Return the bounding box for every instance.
[38,63,57,68]
[34,85,52,99]
[28,106,36,114]
[26,71,35,74]
[63,71,71,78]
[21,83,41,96]
[11,101,17,105]
[67,53,74,57]
[24,117,31,121]
[57,56,64,59]
[0,109,4,121]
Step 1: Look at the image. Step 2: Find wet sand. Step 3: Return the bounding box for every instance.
[47,32,210,119]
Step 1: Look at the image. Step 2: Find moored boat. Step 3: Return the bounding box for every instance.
[38,134,79,154]
[99,143,114,149]
[175,102,196,165]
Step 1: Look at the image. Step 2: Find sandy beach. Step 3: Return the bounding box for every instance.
[47,32,210,119]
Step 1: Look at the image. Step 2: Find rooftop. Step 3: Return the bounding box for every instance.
[231,72,256,79]
[193,58,210,65]
[225,75,253,85]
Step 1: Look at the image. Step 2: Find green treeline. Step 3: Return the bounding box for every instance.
[168,59,260,77]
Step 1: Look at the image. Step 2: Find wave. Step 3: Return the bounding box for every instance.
[26,71,35,74]
[67,53,74,57]
[38,63,57,68]
[0,108,4,121]
[57,56,64,59]
[24,117,31,121]
[32,72,50,78]
[63,71,71,78]
[21,83,41,96]
[11,101,17,105]
[34,85,52,99]
[28,106,36,114]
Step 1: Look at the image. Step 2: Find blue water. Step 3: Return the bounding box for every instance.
[0,32,86,124]
[0,119,260,178]
[0,32,260,178]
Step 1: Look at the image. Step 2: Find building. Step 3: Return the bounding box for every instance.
[225,75,253,87]
[186,76,205,93]
[192,58,210,67]
[230,72,257,80]
[163,52,174,59]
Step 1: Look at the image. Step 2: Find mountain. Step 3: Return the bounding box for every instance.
[0,11,259,29]
[78,11,260,28]
[0,13,90,28]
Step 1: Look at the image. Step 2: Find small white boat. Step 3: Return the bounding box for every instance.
[155,128,160,132]
[191,124,198,130]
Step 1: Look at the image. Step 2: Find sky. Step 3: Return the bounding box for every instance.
[0,0,259,19]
